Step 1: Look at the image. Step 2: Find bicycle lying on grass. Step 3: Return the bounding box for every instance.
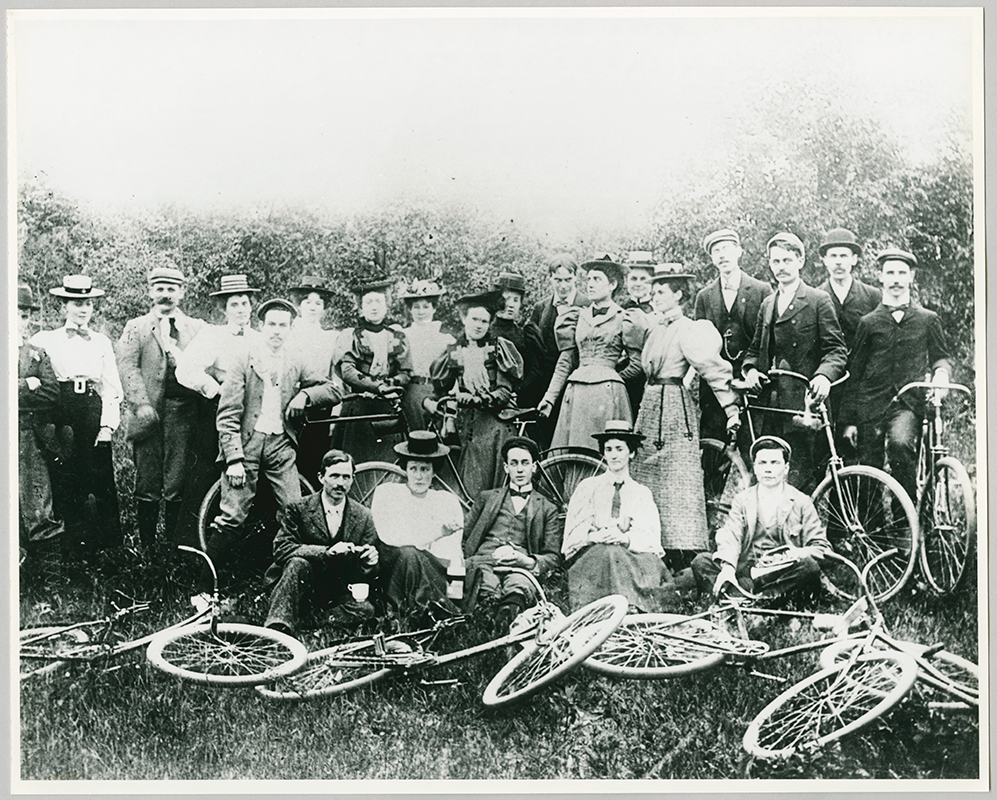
[256,567,627,707]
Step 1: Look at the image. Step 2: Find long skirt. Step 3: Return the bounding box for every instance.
[401,380,434,434]
[551,378,631,452]
[456,408,513,503]
[378,545,451,623]
[567,543,674,613]
[632,383,709,551]
[330,396,403,465]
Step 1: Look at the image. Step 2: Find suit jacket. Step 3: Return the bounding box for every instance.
[19,343,60,419]
[742,281,847,413]
[817,278,882,351]
[463,486,564,579]
[529,291,590,379]
[713,484,830,572]
[265,493,379,584]
[216,344,340,464]
[841,302,952,426]
[117,310,206,436]
[693,271,773,376]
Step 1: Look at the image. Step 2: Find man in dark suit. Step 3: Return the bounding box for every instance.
[527,254,590,449]
[816,228,882,351]
[742,232,847,492]
[840,249,952,503]
[463,437,563,632]
[117,265,206,549]
[264,450,379,635]
[693,229,773,447]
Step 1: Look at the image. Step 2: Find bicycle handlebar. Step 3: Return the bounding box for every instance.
[894,380,971,404]
[768,368,850,390]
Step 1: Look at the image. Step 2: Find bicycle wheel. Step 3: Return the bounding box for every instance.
[348,462,405,507]
[535,453,605,515]
[256,640,394,700]
[811,466,919,603]
[585,613,767,679]
[918,456,976,596]
[700,438,751,532]
[482,594,627,707]
[146,622,308,686]
[743,651,918,760]
[20,627,92,679]
[198,474,315,551]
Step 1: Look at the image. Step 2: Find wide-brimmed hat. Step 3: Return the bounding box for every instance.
[210,274,261,297]
[580,257,624,287]
[353,275,395,296]
[18,284,40,310]
[393,430,450,460]
[49,274,105,299]
[623,251,656,275]
[703,229,741,255]
[492,270,527,294]
[400,279,447,301]
[651,263,696,283]
[148,266,186,286]
[750,435,793,463]
[456,288,504,312]
[875,248,918,269]
[256,298,298,321]
[766,232,806,256]
[819,228,863,257]
[290,275,333,297]
[591,419,645,447]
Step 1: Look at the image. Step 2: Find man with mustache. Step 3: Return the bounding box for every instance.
[742,232,847,492]
[117,265,206,552]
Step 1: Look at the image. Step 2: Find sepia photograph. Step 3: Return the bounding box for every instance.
[9,6,986,790]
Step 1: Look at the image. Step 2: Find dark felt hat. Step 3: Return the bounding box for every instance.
[256,298,298,321]
[580,257,624,287]
[393,430,450,460]
[819,228,863,257]
[492,270,527,294]
[456,288,504,312]
[703,229,741,255]
[875,248,918,269]
[290,275,333,297]
[210,274,261,297]
[49,274,105,299]
[18,285,40,310]
[750,435,793,463]
[591,419,645,447]
[353,275,395,296]
[501,436,541,463]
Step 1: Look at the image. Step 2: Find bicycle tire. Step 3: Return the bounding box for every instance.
[20,627,91,679]
[146,622,308,686]
[534,453,605,515]
[481,594,627,707]
[811,465,919,603]
[198,473,315,551]
[256,640,394,700]
[585,613,740,679]
[918,457,976,596]
[743,651,918,760]
[348,461,406,508]
[700,438,751,532]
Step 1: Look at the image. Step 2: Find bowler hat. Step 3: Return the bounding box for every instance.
[147,266,186,286]
[624,251,656,275]
[766,232,806,257]
[456,288,504,312]
[210,274,260,297]
[651,263,696,283]
[818,228,863,257]
[492,270,527,294]
[18,284,40,310]
[750,435,793,463]
[591,419,645,448]
[256,298,298,321]
[400,279,447,301]
[580,257,624,287]
[703,229,741,255]
[875,248,918,269]
[290,275,333,297]
[394,430,450,460]
[49,274,105,299]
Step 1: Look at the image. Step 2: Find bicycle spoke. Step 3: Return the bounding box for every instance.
[920,459,975,595]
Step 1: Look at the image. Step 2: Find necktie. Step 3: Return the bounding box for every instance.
[66,327,91,341]
[167,317,179,344]
[611,481,623,518]
[235,327,245,336]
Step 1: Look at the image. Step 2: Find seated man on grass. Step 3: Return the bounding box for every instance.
[691,436,831,603]
[264,450,379,636]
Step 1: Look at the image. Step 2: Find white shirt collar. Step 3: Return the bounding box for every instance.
[777,278,801,298]
[554,288,577,307]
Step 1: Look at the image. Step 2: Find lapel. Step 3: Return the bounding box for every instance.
[776,488,795,539]
[776,283,811,323]
[745,486,759,542]
[708,278,726,316]
[147,312,167,354]
[588,302,620,328]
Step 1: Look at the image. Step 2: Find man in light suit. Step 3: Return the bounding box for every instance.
[742,232,847,492]
[527,254,590,449]
[693,229,773,447]
[691,436,830,600]
[264,450,379,635]
[463,437,563,632]
[117,265,206,549]
[202,298,339,589]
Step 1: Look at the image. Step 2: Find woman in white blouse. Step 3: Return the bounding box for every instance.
[31,275,123,553]
[371,431,464,626]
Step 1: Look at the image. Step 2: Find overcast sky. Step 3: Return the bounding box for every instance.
[9,9,979,240]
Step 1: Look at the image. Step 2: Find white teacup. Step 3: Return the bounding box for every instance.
[349,583,370,603]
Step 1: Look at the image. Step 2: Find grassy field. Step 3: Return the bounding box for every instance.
[17,534,981,784]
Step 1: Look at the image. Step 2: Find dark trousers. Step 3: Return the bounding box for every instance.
[857,408,920,504]
[19,418,64,543]
[691,551,822,598]
[265,555,367,632]
[175,396,223,547]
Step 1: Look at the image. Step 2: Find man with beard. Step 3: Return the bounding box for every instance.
[117,265,205,551]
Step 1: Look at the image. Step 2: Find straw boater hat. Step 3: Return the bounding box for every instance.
[749,435,793,463]
[650,263,696,283]
[18,285,40,310]
[624,251,657,275]
[290,275,334,298]
[50,274,105,299]
[591,419,645,448]
[400,279,447,301]
[818,228,863,257]
[210,274,260,297]
[393,430,450,460]
[147,266,186,285]
[256,298,298,321]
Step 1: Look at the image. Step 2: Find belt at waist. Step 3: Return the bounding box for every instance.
[408,376,433,385]
[646,377,684,387]
[59,378,99,396]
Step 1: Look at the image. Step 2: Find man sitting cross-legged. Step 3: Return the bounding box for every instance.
[264,450,379,636]
[463,436,563,633]
[691,436,831,602]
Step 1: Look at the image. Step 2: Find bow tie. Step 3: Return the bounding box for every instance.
[509,487,532,499]
[66,327,91,341]
[591,306,609,318]
[885,303,909,312]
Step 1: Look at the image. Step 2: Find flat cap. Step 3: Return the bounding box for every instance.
[875,248,918,268]
[766,232,806,256]
[750,435,793,463]
[703,229,740,255]
[147,266,186,285]
[256,298,298,321]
